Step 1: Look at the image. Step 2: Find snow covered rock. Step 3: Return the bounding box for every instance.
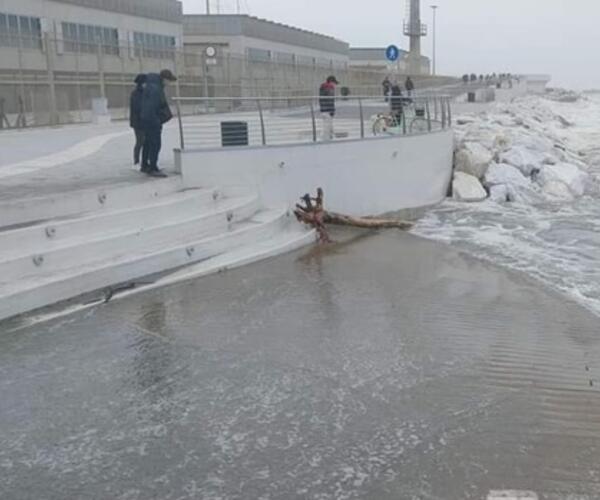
[489,184,510,203]
[538,162,589,197]
[452,172,488,202]
[498,147,543,177]
[484,162,530,189]
[455,142,494,179]
[542,180,574,201]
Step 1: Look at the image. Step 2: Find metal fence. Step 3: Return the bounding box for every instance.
[0,32,457,130]
[173,95,453,150]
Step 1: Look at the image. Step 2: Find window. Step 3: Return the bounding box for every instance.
[247,47,271,63]
[0,12,41,48]
[133,31,175,59]
[296,55,315,68]
[62,22,119,55]
[275,52,295,65]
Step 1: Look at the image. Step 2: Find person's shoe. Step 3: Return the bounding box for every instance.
[140,165,151,173]
[146,168,168,178]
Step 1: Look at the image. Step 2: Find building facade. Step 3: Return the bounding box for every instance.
[350,47,430,76]
[182,15,355,98]
[0,0,183,124]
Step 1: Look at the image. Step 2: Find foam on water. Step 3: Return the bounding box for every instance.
[413,94,600,316]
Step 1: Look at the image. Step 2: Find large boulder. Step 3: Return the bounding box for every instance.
[498,146,543,177]
[484,162,530,189]
[452,172,488,202]
[455,142,494,179]
[538,162,589,197]
[488,184,511,203]
[542,180,574,201]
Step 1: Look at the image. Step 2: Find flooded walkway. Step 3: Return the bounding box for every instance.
[1,230,599,499]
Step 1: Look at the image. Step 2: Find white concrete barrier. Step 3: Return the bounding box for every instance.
[177,131,454,216]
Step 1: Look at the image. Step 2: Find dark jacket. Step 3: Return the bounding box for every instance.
[405,78,415,92]
[319,81,336,115]
[390,85,404,114]
[129,85,144,130]
[140,73,172,129]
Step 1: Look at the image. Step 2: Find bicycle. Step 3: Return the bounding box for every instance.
[371,102,430,136]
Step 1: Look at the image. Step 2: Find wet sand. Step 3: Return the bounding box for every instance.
[1,229,599,499]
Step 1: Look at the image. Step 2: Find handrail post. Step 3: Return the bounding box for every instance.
[358,97,365,139]
[175,99,185,150]
[309,101,317,142]
[257,99,266,146]
[425,99,432,132]
[402,109,407,135]
[441,97,447,129]
[447,98,452,126]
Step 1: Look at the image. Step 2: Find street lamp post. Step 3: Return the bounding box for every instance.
[430,5,438,76]
[206,0,210,14]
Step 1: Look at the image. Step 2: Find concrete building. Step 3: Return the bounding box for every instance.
[349,47,430,76]
[0,0,183,124]
[183,15,350,71]
[182,14,356,98]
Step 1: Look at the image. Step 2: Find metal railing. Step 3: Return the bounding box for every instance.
[173,95,453,151]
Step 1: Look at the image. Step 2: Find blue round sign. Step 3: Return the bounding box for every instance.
[385,45,400,62]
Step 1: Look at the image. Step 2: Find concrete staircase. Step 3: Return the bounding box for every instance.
[0,177,315,322]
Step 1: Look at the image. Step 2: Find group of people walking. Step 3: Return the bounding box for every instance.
[129,69,177,178]
[317,74,417,141]
[382,76,415,101]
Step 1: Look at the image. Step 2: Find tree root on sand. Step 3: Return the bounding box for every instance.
[294,188,413,243]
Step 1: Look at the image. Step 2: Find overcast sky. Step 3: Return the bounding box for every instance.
[182,0,600,89]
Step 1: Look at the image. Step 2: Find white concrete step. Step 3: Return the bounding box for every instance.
[0,194,260,282]
[0,176,183,229]
[0,208,297,322]
[0,187,223,261]
[152,222,316,287]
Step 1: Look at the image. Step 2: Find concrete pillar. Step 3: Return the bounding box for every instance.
[97,43,106,98]
[44,32,59,125]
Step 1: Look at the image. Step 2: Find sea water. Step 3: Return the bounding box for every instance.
[413,94,600,316]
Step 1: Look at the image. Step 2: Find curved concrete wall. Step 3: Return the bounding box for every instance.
[178,130,454,216]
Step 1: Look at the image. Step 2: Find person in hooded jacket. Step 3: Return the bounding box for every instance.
[130,74,146,168]
[405,76,415,96]
[140,69,177,177]
[319,75,338,141]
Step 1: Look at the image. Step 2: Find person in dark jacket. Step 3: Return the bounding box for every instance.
[140,69,177,177]
[405,76,415,96]
[382,76,392,102]
[319,75,338,140]
[389,84,404,124]
[130,74,146,168]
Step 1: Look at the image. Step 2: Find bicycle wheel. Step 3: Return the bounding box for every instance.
[410,117,429,134]
[372,116,390,136]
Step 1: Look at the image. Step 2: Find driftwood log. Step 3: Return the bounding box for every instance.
[294,188,413,243]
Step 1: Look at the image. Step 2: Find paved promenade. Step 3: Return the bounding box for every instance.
[0,121,180,203]
[1,229,599,499]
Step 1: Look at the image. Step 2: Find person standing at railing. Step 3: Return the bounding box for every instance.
[130,74,146,169]
[382,76,392,102]
[140,69,177,178]
[405,76,415,97]
[390,84,404,125]
[319,75,338,141]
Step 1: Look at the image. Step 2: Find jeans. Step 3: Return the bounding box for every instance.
[133,128,145,165]
[321,113,334,141]
[142,124,162,170]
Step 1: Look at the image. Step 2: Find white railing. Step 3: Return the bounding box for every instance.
[172,95,452,151]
